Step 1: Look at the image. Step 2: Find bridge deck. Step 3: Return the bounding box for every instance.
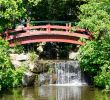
[8,30,90,40]
[2,22,93,46]
[9,35,85,46]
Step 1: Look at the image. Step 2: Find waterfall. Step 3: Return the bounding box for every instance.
[51,61,85,86]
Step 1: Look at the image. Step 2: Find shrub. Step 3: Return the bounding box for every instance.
[0,37,14,90]
[12,66,26,87]
[77,0,110,91]
[0,37,26,91]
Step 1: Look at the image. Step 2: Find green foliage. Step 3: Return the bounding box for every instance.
[94,64,110,90]
[0,0,86,32]
[28,51,38,63]
[0,37,14,90]
[13,66,26,87]
[48,67,54,74]
[77,0,110,90]
[0,0,26,31]
[28,0,85,21]
[0,37,26,91]
[10,45,24,54]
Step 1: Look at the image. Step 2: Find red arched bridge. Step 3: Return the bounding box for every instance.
[2,21,93,46]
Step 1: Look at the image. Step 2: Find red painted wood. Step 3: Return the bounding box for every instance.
[3,24,92,46]
[9,35,85,47]
[8,31,90,40]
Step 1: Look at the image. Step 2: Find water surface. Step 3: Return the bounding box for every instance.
[0,86,110,100]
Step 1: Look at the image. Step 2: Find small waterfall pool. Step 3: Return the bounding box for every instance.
[0,61,110,100]
[49,61,86,86]
[1,86,110,100]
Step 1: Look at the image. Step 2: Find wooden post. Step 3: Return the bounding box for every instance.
[66,23,68,32]
[26,23,30,33]
[69,22,71,32]
[47,24,51,33]
[5,29,9,39]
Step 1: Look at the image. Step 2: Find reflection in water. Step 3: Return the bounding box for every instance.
[57,86,81,100]
[0,86,110,100]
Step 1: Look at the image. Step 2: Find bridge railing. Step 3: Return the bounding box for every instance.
[4,23,73,38]
[24,21,75,25]
[3,21,92,40]
[24,24,72,32]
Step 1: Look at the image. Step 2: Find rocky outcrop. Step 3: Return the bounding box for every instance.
[22,71,36,86]
[69,51,78,60]
[10,53,59,86]
[50,74,57,84]
[29,61,49,74]
[10,53,28,68]
[37,73,50,85]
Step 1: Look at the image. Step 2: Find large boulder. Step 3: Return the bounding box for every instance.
[50,73,57,84]
[29,61,49,74]
[10,53,28,68]
[37,73,50,85]
[22,71,36,86]
[69,51,78,60]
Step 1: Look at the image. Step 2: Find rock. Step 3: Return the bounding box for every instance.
[37,42,46,53]
[37,73,50,85]
[11,60,21,68]
[69,51,78,60]
[17,54,28,61]
[22,71,36,86]
[29,61,49,73]
[10,53,28,68]
[37,46,43,53]
[50,74,57,84]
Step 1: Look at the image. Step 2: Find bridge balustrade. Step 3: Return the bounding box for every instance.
[1,21,93,46]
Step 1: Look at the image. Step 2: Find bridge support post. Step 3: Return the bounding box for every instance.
[5,29,9,39]
[69,23,71,32]
[26,23,30,33]
[46,24,51,33]
[66,23,68,32]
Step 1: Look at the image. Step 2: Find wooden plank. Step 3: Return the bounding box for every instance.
[9,35,85,46]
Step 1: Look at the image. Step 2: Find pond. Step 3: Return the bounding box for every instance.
[0,85,110,100]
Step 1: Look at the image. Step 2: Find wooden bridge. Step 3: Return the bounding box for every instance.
[2,21,93,46]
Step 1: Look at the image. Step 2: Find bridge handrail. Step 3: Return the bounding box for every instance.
[22,21,75,25]
[4,24,92,40]
[8,24,72,35]
[24,25,71,30]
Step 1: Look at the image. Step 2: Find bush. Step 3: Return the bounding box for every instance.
[94,64,110,89]
[0,37,14,90]
[77,0,110,91]
[0,37,26,91]
[28,51,38,63]
[13,66,26,87]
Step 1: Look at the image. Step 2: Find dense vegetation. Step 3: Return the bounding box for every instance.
[0,38,26,91]
[0,0,86,59]
[77,0,110,90]
[0,0,86,32]
[0,0,110,91]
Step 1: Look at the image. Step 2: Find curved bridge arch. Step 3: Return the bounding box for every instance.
[3,21,93,46]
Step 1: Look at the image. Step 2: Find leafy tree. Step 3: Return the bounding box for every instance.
[29,0,49,20]
[27,0,86,21]
[77,0,110,89]
[0,0,26,32]
[48,0,64,20]
[63,0,85,21]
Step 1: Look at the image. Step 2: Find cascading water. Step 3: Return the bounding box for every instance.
[50,61,85,86]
